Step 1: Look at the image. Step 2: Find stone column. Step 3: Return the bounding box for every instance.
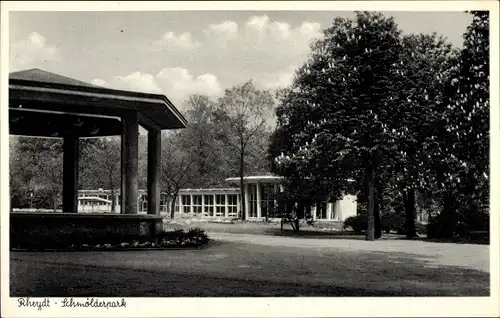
[224,194,228,217]
[147,128,161,215]
[327,202,333,220]
[190,194,194,215]
[62,135,79,213]
[237,193,240,217]
[121,112,139,214]
[212,194,215,217]
[256,182,261,219]
[335,200,342,221]
[115,193,120,213]
[244,184,249,221]
[201,194,205,216]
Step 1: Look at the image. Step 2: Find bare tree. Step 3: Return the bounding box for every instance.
[214,81,275,220]
[93,137,121,212]
[161,132,197,218]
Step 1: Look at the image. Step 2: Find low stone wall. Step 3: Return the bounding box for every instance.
[10,212,163,249]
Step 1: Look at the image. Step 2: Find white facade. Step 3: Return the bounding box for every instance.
[76,175,358,222]
[77,188,241,218]
[173,188,241,218]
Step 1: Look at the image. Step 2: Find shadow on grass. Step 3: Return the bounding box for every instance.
[184,221,489,245]
[272,229,490,245]
[409,236,489,245]
[10,242,489,297]
[264,228,367,240]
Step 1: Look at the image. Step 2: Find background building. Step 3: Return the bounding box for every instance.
[75,175,358,222]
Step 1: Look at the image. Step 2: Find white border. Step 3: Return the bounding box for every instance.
[1,2,499,318]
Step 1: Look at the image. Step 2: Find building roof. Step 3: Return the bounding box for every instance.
[225,176,356,183]
[9,68,103,88]
[225,175,284,183]
[78,188,241,194]
[9,68,187,137]
[179,188,240,193]
[78,196,112,203]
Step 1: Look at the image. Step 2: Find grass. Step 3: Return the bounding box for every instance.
[166,219,347,236]
[166,219,489,244]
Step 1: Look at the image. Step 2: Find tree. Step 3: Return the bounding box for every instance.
[160,131,197,218]
[79,137,122,211]
[272,12,406,240]
[429,11,490,238]
[214,81,275,220]
[79,138,101,190]
[10,136,33,208]
[94,138,121,211]
[35,148,63,211]
[11,137,64,211]
[391,33,456,238]
[182,94,228,188]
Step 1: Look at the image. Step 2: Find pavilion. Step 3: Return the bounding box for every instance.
[9,68,187,238]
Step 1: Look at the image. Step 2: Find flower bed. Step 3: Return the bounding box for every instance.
[11,228,209,251]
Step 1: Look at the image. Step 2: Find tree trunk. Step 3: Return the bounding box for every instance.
[403,188,417,238]
[111,188,116,213]
[415,189,422,223]
[170,193,178,219]
[239,151,246,221]
[294,218,300,233]
[109,169,115,212]
[53,193,58,213]
[441,191,456,239]
[366,169,375,241]
[374,194,381,239]
[374,176,382,239]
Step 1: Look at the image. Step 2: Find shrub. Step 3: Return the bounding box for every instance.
[186,228,209,244]
[380,211,401,233]
[343,215,367,234]
[12,227,209,250]
[427,210,489,241]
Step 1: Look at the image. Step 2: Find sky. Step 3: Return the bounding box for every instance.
[9,11,473,110]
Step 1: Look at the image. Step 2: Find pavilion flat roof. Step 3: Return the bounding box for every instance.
[9,68,187,137]
[9,68,104,88]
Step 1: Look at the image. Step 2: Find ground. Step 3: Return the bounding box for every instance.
[10,222,489,297]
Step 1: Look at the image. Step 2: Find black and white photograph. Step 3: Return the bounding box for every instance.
[1,1,498,317]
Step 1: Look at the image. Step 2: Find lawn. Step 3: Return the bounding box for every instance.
[10,230,489,297]
[165,219,354,237]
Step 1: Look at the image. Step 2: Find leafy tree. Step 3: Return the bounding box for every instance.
[429,11,490,238]
[182,94,231,188]
[273,12,406,240]
[390,33,456,238]
[10,137,63,211]
[214,81,275,220]
[9,136,33,208]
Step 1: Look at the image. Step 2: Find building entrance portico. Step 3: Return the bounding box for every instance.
[225,175,358,222]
